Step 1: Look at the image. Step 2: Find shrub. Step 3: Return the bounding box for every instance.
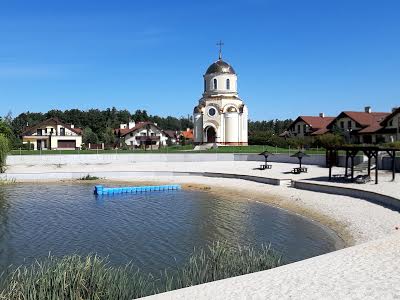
[78,174,100,180]
[0,134,10,173]
[384,141,400,149]
[314,133,344,149]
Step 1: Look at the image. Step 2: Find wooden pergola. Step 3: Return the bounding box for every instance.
[326,146,399,184]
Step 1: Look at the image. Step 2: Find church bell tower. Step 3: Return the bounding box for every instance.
[193,42,248,146]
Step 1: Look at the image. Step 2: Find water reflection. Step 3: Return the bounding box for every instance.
[0,184,341,273]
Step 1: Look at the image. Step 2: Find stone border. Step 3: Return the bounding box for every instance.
[292,180,400,210]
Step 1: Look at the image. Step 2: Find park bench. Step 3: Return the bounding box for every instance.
[292,167,308,174]
[260,164,272,170]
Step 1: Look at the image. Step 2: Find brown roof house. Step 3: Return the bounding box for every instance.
[377,107,400,142]
[115,121,168,149]
[285,113,335,138]
[326,106,390,144]
[22,117,83,150]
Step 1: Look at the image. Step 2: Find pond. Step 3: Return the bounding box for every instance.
[0,183,342,273]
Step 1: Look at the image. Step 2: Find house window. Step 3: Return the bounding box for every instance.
[37,129,43,136]
[347,120,352,129]
[297,125,301,133]
[303,124,307,133]
[130,133,134,137]
[45,128,47,134]
[213,78,218,90]
[340,121,344,129]
[389,119,393,127]
[226,79,230,90]
[60,128,65,136]
[204,79,206,91]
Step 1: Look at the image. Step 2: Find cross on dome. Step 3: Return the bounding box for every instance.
[216,40,224,60]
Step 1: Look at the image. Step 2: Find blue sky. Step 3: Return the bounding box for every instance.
[1,0,399,120]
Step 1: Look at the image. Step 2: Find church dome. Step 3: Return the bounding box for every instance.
[205,59,236,75]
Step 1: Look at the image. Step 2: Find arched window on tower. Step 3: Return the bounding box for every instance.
[204,79,206,92]
[226,79,230,90]
[213,78,218,90]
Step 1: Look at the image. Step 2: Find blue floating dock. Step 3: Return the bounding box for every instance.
[94,184,181,195]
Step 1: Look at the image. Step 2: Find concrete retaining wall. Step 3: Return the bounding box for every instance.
[293,180,400,210]
[1,171,283,186]
[6,153,389,169]
[234,153,327,165]
[381,156,400,171]
[6,154,235,165]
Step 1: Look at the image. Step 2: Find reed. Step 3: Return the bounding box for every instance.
[78,174,100,180]
[0,242,281,300]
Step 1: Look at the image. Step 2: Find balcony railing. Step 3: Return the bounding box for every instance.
[135,136,160,142]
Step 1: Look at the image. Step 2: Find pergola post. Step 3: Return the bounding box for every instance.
[387,150,396,181]
[367,152,371,177]
[351,155,354,180]
[374,150,378,184]
[393,150,396,181]
[328,149,332,180]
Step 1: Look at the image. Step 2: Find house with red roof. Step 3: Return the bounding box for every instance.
[326,107,389,144]
[114,121,168,149]
[180,128,194,142]
[285,113,335,138]
[21,117,83,150]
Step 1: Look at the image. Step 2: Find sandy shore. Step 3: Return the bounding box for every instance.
[5,160,400,247]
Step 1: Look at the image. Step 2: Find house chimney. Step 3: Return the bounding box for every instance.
[187,128,190,132]
[128,121,136,129]
[120,124,127,129]
[365,106,372,113]
[319,113,325,118]
[70,124,74,128]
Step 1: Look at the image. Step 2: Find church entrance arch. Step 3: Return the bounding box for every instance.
[205,126,216,143]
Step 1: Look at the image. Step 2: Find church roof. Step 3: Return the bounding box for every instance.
[205,59,236,75]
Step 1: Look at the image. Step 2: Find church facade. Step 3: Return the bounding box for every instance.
[193,54,248,146]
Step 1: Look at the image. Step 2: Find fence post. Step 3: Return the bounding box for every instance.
[289,145,291,156]
[19,147,21,156]
[275,145,277,154]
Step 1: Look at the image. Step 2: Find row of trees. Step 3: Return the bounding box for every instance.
[2,107,347,152]
[6,108,295,147]
[7,108,193,147]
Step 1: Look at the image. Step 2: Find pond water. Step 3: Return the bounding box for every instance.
[0,184,342,273]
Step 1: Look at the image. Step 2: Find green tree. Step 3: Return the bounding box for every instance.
[315,133,344,148]
[101,127,116,145]
[82,127,99,145]
[0,134,10,173]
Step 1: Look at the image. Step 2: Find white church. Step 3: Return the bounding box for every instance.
[193,47,248,146]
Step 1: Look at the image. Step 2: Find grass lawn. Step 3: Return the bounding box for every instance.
[10,145,326,155]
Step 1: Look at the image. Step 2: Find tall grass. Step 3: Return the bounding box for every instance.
[0,255,154,300]
[162,242,281,291]
[0,242,281,300]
